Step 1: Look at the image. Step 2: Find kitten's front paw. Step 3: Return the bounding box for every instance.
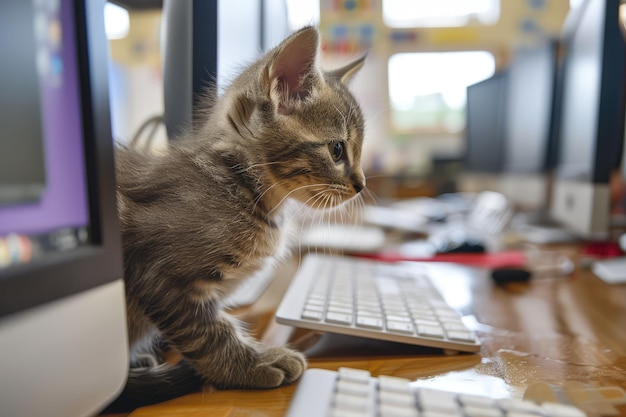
[248,346,306,389]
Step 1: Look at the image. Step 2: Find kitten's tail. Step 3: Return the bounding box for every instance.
[101,359,205,413]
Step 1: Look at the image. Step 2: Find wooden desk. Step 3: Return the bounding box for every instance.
[109,247,626,417]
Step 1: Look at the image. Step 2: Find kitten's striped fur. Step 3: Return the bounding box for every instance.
[112,27,366,409]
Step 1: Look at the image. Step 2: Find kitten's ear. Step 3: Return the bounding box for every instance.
[264,26,320,115]
[327,54,367,84]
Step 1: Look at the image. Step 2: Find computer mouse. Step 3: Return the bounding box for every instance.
[437,239,486,254]
[428,213,448,223]
[491,267,532,284]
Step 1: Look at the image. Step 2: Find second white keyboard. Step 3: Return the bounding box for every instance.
[285,368,588,417]
[276,254,481,353]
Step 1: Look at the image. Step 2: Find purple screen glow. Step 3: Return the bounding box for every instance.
[0,0,89,236]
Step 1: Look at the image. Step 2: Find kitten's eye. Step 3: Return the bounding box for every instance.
[330,141,346,163]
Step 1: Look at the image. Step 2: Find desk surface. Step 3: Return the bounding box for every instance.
[109,246,626,417]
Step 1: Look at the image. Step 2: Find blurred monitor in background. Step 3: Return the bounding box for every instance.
[161,0,290,140]
[499,39,563,213]
[460,71,508,193]
[464,71,508,174]
[550,0,626,240]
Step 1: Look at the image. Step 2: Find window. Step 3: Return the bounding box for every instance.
[104,2,130,40]
[383,0,500,28]
[388,51,496,133]
[285,0,320,31]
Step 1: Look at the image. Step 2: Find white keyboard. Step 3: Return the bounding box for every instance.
[285,368,587,417]
[276,254,480,353]
[300,224,386,253]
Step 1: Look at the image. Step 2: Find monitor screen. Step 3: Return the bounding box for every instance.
[0,0,90,251]
[0,0,47,208]
[503,41,560,174]
[464,71,508,173]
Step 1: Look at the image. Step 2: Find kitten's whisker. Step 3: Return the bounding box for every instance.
[252,179,287,212]
[360,185,378,206]
[313,193,331,257]
[358,194,367,220]
[284,189,328,234]
[364,173,392,180]
[270,181,351,216]
[323,194,335,257]
[266,184,330,217]
[330,195,342,258]
[363,102,388,126]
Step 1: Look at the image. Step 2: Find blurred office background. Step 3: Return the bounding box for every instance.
[103,0,582,204]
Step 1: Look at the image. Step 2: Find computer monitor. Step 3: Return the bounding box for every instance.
[461,71,508,192]
[499,40,562,211]
[550,0,626,239]
[0,1,128,416]
[162,0,290,140]
[464,71,508,174]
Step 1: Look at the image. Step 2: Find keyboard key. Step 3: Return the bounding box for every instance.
[336,379,370,397]
[378,375,412,393]
[387,321,415,334]
[435,308,461,319]
[356,300,380,309]
[417,325,445,338]
[411,309,437,319]
[333,392,368,411]
[459,394,498,408]
[418,388,459,413]
[380,404,419,417]
[330,408,368,417]
[328,304,353,314]
[356,316,384,329]
[386,314,412,322]
[338,367,371,384]
[326,312,353,324]
[306,297,326,306]
[446,330,475,342]
[442,321,469,331]
[379,390,416,407]
[413,318,440,327]
[303,303,324,312]
[422,410,463,417]
[301,309,323,320]
[356,308,383,318]
[463,405,504,417]
[329,299,352,309]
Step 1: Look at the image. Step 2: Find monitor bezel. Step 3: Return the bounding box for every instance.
[0,0,123,318]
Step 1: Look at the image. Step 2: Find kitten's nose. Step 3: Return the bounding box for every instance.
[352,176,365,194]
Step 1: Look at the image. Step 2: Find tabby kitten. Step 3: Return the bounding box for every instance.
[114,26,366,405]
